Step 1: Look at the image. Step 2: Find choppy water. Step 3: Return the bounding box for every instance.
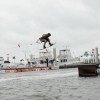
[0,68,100,100]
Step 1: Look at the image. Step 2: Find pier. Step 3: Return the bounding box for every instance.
[77,63,99,77]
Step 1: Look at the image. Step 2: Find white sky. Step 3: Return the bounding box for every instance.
[0,0,100,62]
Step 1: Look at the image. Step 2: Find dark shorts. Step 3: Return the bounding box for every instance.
[40,38,49,42]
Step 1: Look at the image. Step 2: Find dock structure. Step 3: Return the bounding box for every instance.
[78,64,99,77]
[77,47,100,77]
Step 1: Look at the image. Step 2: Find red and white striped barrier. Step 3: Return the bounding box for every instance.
[0,67,53,74]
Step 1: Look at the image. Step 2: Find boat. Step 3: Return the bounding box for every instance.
[0,46,83,73]
[57,48,82,68]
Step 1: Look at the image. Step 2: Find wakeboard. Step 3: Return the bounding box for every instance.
[40,42,56,50]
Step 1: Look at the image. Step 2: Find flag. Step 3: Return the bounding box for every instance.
[46,48,48,53]
[18,44,20,47]
[13,56,15,59]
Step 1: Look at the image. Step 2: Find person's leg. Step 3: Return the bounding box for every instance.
[47,38,53,46]
[40,39,46,42]
[41,39,47,49]
[43,41,47,48]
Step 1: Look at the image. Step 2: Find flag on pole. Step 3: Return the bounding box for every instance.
[46,48,48,53]
[13,56,15,59]
[18,44,20,47]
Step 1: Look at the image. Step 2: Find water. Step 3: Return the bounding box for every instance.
[0,68,100,100]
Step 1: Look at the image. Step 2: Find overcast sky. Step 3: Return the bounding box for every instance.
[0,0,100,62]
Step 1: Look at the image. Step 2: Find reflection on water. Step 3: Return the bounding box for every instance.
[0,68,100,100]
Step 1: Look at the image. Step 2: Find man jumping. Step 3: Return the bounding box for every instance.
[38,33,53,49]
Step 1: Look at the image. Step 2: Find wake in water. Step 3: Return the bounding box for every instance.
[0,69,78,82]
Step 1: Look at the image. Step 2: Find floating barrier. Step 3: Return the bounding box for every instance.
[78,64,100,77]
[0,67,53,74]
